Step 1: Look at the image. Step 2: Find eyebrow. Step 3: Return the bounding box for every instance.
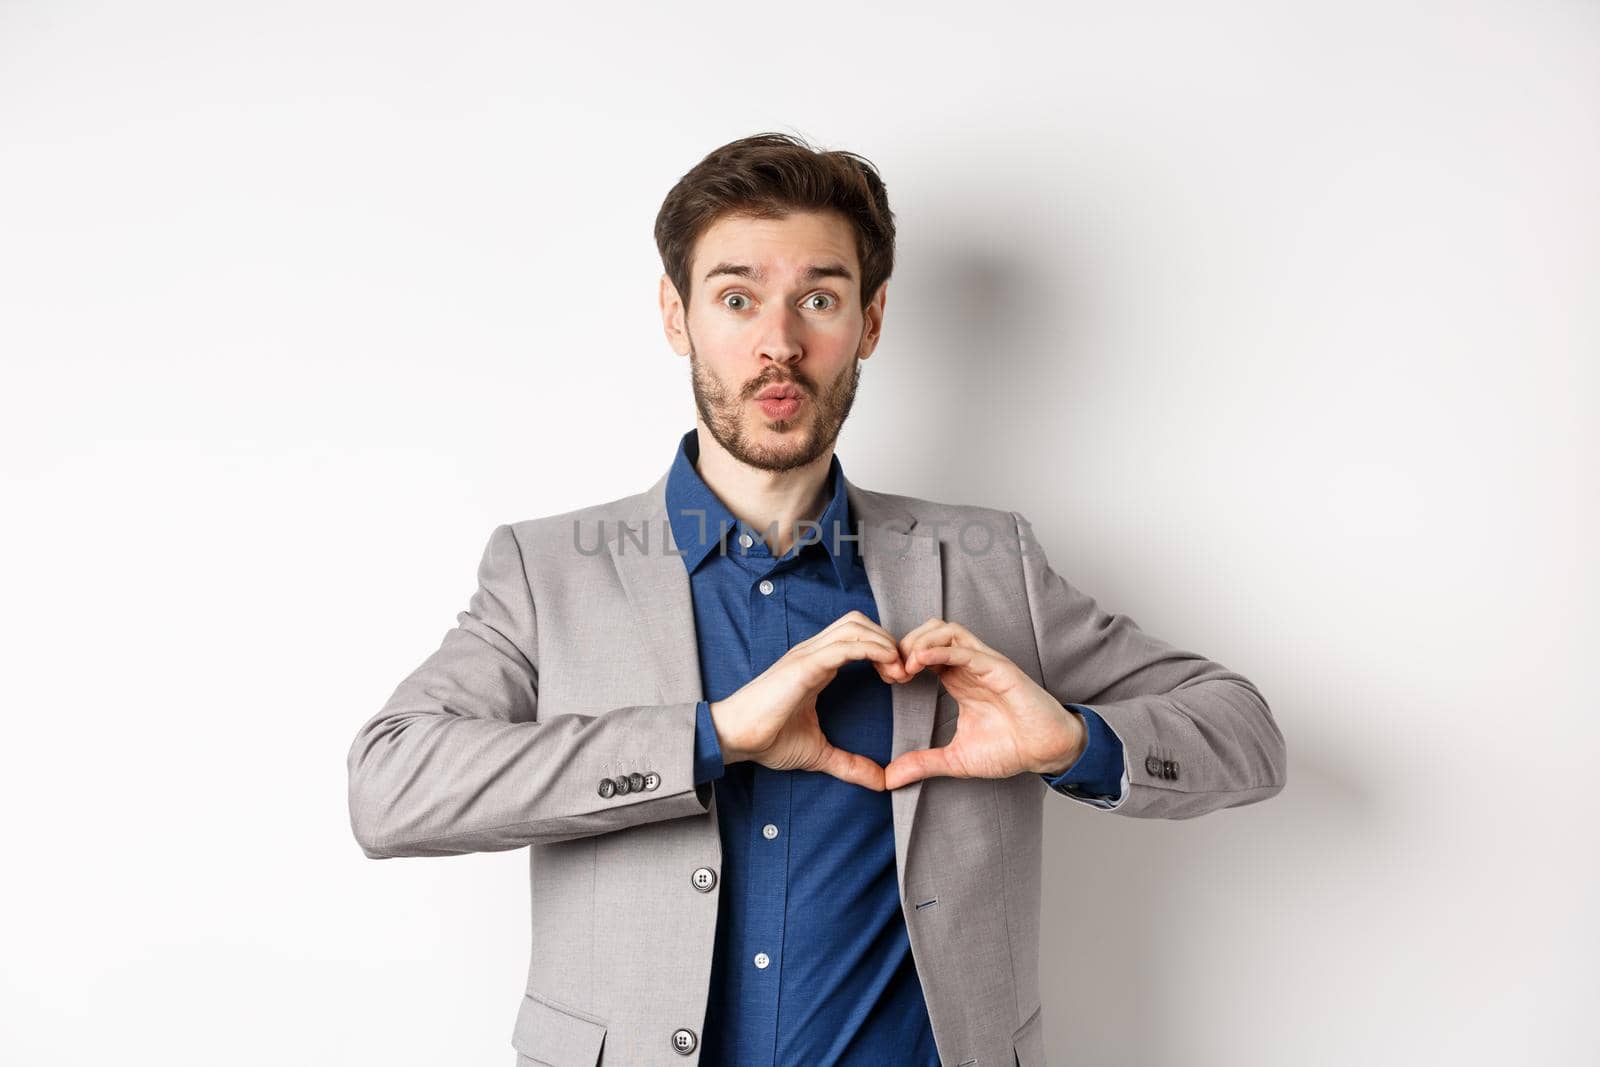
[702,262,855,286]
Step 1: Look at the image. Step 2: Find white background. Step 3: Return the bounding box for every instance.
[2,2,1594,1063]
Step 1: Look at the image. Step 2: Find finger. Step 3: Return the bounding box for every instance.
[898,618,955,677]
[819,745,887,791]
[790,611,864,655]
[944,619,998,655]
[813,609,892,646]
[906,620,996,657]
[806,638,906,685]
[836,615,912,675]
[895,616,946,662]
[814,624,913,683]
[903,622,996,672]
[874,657,914,685]
[906,643,997,680]
[802,615,895,657]
[899,618,993,668]
[883,745,960,790]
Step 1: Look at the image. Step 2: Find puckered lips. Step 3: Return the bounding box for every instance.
[753,381,806,418]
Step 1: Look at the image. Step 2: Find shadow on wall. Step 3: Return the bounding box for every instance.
[1038,720,1368,1063]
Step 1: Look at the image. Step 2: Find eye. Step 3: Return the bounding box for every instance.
[804,292,838,311]
[722,292,752,311]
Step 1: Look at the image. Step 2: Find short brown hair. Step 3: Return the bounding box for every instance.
[654,131,896,311]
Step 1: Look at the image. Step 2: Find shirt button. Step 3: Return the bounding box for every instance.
[754,952,770,969]
[758,579,774,595]
[738,532,753,548]
[762,823,779,840]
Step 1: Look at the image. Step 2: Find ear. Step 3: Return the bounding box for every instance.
[857,282,888,361]
[659,273,690,356]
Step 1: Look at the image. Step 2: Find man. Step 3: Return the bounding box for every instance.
[346,132,1287,1067]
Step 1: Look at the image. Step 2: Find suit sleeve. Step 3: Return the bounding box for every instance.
[1012,510,1286,818]
[345,523,714,858]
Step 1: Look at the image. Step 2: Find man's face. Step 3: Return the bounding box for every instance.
[660,209,886,473]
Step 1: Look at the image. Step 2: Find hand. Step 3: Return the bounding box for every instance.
[883,617,1085,790]
[710,610,915,791]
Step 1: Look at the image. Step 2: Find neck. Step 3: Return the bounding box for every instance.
[692,422,834,558]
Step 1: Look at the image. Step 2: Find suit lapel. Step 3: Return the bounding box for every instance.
[608,464,945,898]
[844,474,944,899]
[607,469,706,705]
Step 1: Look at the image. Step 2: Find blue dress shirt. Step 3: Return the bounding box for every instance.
[665,428,1125,1065]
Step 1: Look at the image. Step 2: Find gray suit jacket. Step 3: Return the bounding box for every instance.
[345,465,1287,1066]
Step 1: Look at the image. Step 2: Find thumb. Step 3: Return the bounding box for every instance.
[819,743,887,792]
[884,747,957,791]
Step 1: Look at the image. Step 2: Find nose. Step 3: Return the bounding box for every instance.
[754,304,804,366]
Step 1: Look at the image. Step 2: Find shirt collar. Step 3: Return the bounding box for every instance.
[664,428,857,590]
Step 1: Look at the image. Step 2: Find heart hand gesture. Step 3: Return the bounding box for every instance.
[883,617,1086,790]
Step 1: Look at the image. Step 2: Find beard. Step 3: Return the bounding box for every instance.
[686,324,863,473]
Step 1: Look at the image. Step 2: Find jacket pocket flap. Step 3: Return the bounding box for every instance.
[511,990,607,1065]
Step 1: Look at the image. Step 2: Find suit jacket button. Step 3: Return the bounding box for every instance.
[691,866,717,892]
[614,774,632,796]
[598,778,616,798]
[643,772,661,791]
[1162,760,1176,780]
[671,1027,698,1054]
[1145,755,1162,776]
[1168,760,1180,780]
[628,772,645,792]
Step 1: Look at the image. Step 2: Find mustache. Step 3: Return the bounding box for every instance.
[746,376,812,398]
